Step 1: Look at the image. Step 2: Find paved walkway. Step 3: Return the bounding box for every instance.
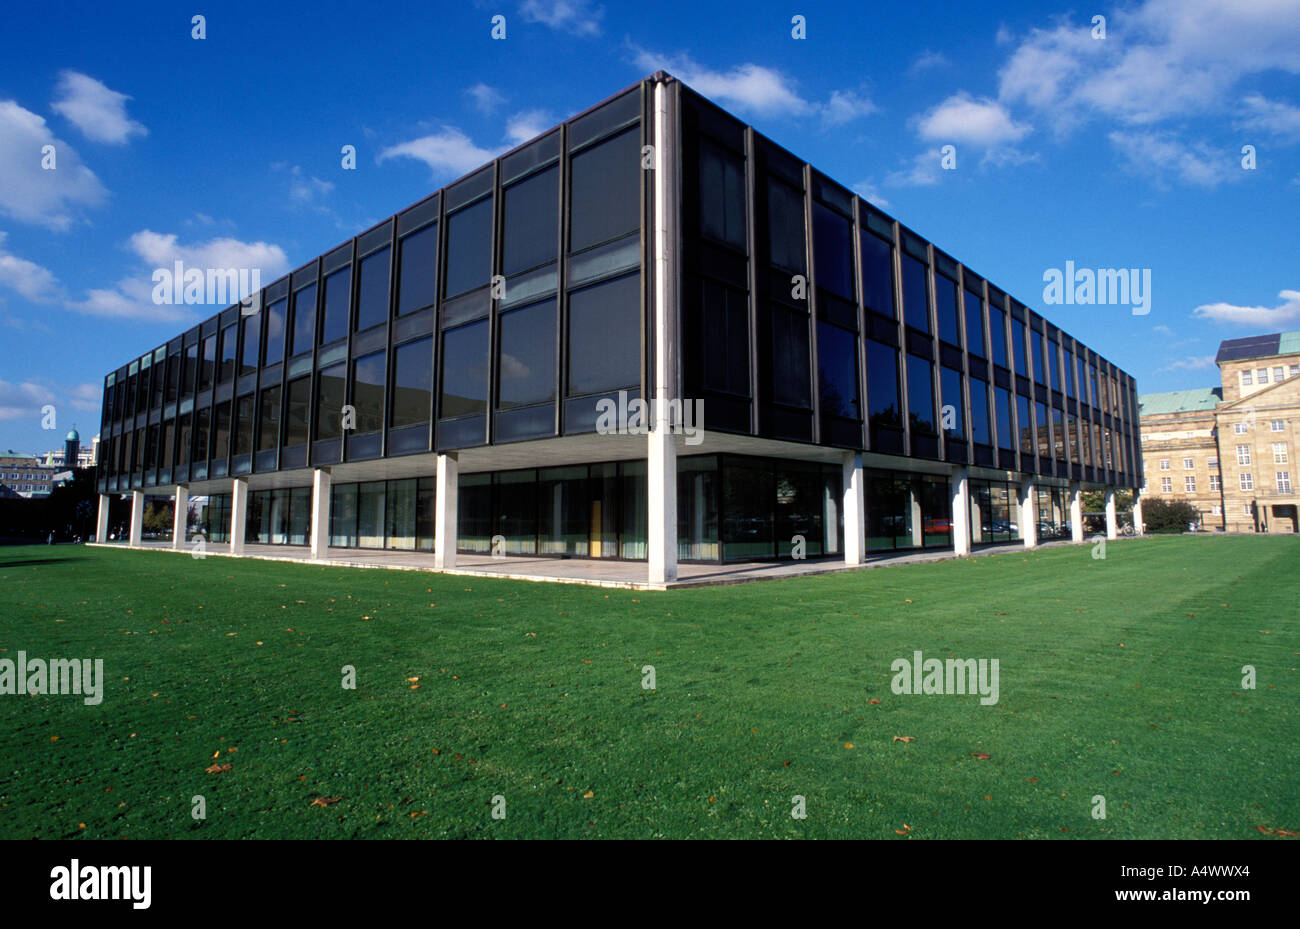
[88,536,1091,590]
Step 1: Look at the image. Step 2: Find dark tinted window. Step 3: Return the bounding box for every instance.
[569,127,640,252]
[290,283,317,356]
[397,223,438,315]
[503,166,558,275]
[285,377,310,446]
[315,363,346,439]
[766,178,805,273]
[234,395,254,455]
[935,274,959,346]
[218,323,238,381]
[441,320,489,418]
[1011,317,1028,377]
[969,378,991,445]
[351,350,386,433]
[239,317,258,376]
[321,267,351,344]
[444,198,492,297]
[770,305,811,407]
[701,279,749,395]
[940,365,964,439]
[257,386,281,452]
[200,335,216,389]
[699,138,745,248]
[817,321,859,419]
[1063,348,1076,397]
[391,337,433,428]
[861,232,894,318]
[906,354,935,435]
[813,202,853,300]
[866,339,901,428]
[1031,325,1046,384]
[995,386,1012,450]
[988,303,1008,368]
[567,274,640,396]
[1049,340,1061,391]
[176,413,192,465]
[1016,394,1033,454]
[963,290,984,358]
[212,401,231,459]
[264,299,287,365]
[356,248,391,332]
[182,342,198,396]
[498,299,556,408]
[901,255,930,334]
[194,406,210,462]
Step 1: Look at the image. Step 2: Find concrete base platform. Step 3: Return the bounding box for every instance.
[87,537,1091,590]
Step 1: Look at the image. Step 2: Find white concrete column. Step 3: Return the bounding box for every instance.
[434,453,458,570]
[648,76,680,587]
[1019,478,1038,548]
[842,451,865,566]
[310,468,331,559]
[951,467,971,556]
[1105,487,1118,540]
[1069,483,1084,543]
[230,477,248,555]
[1132,490,1144,535]
[172,485,188,550]
[909,486,924,548]
[129,490,144,547]
[95,494,110,543]
[970,491,984,545]
[648,432,677,584]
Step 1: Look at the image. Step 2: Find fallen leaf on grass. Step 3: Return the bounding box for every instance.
[205,764,232,774]
[309,797,341,808]
[893,735,916,743]
[583,790,594,799]
[971,752,992,760]
[868,698,881,705]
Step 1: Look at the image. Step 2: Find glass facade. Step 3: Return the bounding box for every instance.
[97,76,1139,569]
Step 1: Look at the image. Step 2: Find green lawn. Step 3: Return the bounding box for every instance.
[0,536,1296,839]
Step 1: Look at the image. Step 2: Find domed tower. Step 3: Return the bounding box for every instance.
[65,427,80,469]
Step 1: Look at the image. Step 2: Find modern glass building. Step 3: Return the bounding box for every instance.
[95,73,1142,584]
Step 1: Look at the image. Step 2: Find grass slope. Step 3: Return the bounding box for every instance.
[0,536,1296,839]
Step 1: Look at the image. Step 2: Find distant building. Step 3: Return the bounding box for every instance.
[0,452,64,498]
[40,430,98,469]
[1139,331,1300,533]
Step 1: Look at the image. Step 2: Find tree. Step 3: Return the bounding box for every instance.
[1140,497,1200,534]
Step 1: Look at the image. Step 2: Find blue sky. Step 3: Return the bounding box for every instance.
[2,0,1298,456]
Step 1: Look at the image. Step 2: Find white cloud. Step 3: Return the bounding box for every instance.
[519,0,603,36]
[1192,289,1300,327]
[286,165,335,204]
[50,71,146,144]
[0,377,100,425]
[505,109,553,145]
[884,148,946,187]
[1108,130,1233,188]
[851,181,890,209]
[999,1,1300,130]
[821,89,877,126]
[1236,93,1300,142]
[66,230,290,323]
[1157,355,1216,372]
[0,100,107,230]
[908,50,951,74]
[0,378,58,423]
[632,49,875,124]
[467,82,506,114]
[0,232,60,302]
[378,127,507,179]
[915,92,1031,148]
